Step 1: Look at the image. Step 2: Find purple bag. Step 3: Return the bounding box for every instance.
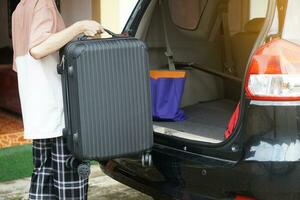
[150,70,186,122]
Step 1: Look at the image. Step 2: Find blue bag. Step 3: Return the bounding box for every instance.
[150,70,186,122]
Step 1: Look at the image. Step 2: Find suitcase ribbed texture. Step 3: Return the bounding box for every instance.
[63,38,153,160]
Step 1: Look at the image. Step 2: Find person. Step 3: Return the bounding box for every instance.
[12,0,104,199]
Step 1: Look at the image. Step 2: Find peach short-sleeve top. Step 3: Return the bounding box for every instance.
[12,0,65,71]
[12,0,66,139]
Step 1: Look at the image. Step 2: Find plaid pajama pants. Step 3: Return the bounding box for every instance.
[29,137,88,200]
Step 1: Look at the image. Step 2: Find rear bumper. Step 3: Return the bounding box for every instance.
[100,160,172,200]
[100,157,300,200]
[100,160,227,200]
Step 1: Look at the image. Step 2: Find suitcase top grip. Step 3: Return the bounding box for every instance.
[78,29,123,41]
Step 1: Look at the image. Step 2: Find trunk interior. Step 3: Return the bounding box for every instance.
[136,0,268,143]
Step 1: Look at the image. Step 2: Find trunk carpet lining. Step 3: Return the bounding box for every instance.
[154,99,238,142]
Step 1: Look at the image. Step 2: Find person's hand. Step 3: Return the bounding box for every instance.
[75,20,105,37]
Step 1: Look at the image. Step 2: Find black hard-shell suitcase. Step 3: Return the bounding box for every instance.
[58,33,153,162]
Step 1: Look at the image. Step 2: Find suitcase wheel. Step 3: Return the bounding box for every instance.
[142,152,152,167]
[77,162,91,179]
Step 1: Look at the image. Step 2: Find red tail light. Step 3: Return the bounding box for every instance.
[235,195,256,200]
[245,39,300,101]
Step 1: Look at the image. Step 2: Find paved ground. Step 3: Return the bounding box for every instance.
[0,165,153,200]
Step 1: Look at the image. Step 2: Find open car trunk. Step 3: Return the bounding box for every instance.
[136,0,267,143]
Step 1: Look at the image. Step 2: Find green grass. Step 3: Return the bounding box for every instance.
[0,144,98,182]
[0,145,33,182]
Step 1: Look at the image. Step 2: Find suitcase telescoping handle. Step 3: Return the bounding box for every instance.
[79,28,123,41]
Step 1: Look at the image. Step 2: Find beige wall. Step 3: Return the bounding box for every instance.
[250,0,268,19]
[100,0,138,36]
[60,0,138,37]
[61,0,92,26]
[100,0,120,34]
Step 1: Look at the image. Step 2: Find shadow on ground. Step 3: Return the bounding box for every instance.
[0,165,153,200]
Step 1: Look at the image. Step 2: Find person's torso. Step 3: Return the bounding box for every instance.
[12,0,66,139]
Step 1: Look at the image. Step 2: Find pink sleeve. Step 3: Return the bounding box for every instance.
[29,6,56,50]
